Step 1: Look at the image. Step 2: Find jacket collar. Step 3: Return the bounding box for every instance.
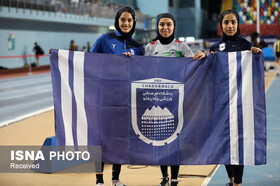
[114,30,132,40]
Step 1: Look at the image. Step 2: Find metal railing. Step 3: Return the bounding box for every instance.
[1,0,148,21]
[0,54,49,73]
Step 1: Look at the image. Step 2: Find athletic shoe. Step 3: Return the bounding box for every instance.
[171,180,178,186]
[277,72,280,76]
[96,183,104,186]
[159,177,169,186]
[225,182,233,186]
[111,180,126,186]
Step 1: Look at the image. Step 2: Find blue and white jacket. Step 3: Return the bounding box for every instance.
[89,30,143,55]
[210,36,253,52]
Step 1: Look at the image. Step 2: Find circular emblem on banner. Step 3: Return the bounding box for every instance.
[131,78,184,146]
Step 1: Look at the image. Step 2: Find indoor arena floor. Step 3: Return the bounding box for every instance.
[0,69,279,186]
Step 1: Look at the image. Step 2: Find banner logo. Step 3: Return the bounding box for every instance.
[131,78,184,146]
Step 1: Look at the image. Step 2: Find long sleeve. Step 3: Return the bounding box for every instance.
[182,43,194,57]
[144,43,152,56]
[89,34,105,53]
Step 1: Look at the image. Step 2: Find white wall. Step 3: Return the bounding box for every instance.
[0,29,101,68]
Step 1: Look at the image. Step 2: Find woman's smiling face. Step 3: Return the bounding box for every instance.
[158,18,174,38]
[222,13,238,36]
[118,11,134,33]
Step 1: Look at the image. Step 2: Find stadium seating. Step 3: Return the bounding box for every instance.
[217,0,280,36]
[1,0,147,22]
[233,0,280,25]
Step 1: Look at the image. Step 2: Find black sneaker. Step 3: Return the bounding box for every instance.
[159,177,169,186]
[171,180,178,186]
[225,183,233,186]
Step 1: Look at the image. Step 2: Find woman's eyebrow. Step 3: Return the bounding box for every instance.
[159,21,173,24]
[224,19,236,21]
[120,17,132,19]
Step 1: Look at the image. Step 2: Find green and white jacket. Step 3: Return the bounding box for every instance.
[144,39,194,58]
